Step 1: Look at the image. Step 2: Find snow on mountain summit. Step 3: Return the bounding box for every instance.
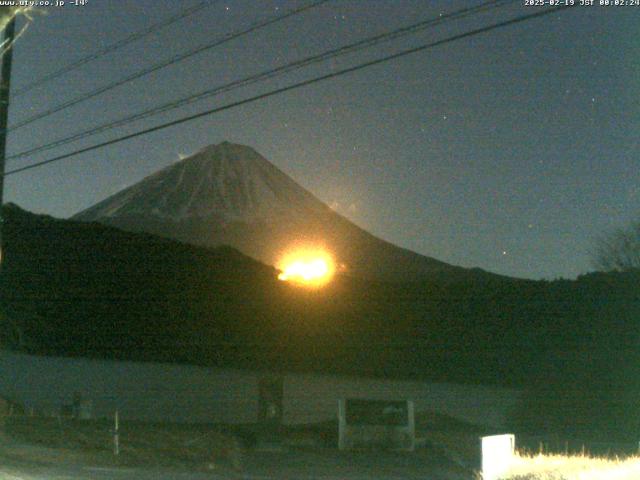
[74,142,329,224]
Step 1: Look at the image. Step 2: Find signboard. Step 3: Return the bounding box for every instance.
[338,398,415,451]
[345,399,409,426]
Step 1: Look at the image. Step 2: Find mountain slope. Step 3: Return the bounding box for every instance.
[73,142,499,282]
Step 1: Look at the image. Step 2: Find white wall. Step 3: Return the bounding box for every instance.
[283,371,521,429]
[0,350,259,423]
[0,350,520,429]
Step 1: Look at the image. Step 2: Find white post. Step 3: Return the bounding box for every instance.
[338,399,346,450]
[113,410,120,456]
[406,400,415,451]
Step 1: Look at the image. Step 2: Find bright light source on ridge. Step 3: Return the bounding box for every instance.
[277,247,335,287]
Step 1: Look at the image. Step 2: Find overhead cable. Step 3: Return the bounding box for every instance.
[2,5,574,178]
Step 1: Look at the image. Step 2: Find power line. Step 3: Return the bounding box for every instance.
[13,1,218,97]
[7,0,329,131]
[2,5,574,179]
[7,0,513,162]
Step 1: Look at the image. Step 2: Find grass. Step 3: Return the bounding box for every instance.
[492,451,640,480]
[415,410,496,470]
[2,415,245,471]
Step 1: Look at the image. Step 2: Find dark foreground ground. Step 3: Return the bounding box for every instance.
[0,414,482,479]
[0,445,471,480]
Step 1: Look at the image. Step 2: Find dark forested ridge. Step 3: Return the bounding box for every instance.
[1,204,638,396]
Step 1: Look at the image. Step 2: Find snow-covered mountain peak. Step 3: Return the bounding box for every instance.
[74,142,328,223]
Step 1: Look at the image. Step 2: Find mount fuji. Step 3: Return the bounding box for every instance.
[73,142,497,281]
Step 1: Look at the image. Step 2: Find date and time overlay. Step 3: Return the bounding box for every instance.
[526,0,639,6]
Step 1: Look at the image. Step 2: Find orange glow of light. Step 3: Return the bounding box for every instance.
[277,248,335,287]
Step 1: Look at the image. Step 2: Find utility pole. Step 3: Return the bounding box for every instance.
[0,16,16,264]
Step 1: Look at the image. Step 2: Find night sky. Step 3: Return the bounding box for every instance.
[3,0,638,280]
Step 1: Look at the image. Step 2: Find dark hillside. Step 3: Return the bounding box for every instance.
[1,204,638,394]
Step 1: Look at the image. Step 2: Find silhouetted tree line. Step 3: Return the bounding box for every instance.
[593,220,640,272]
